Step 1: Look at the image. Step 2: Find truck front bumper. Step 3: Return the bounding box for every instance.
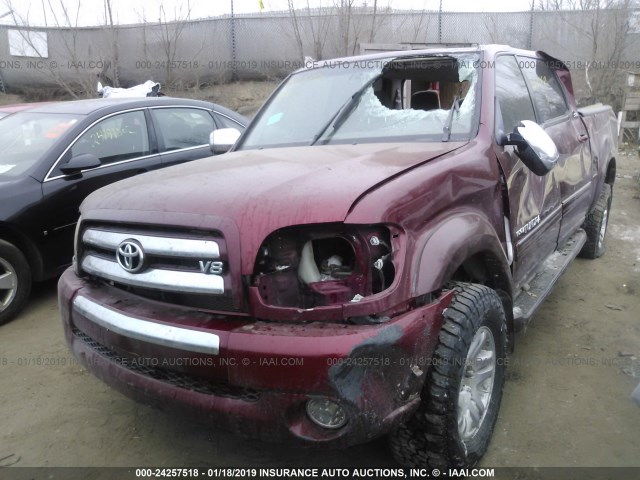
[59,268,451,447]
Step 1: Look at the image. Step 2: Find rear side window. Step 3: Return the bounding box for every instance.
[495,55,536,134]
[152,108,215,151]
[71,110,150,165]
[214,112,244,130]
[519,59,569,123]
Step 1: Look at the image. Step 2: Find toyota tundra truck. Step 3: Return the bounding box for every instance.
[58,45,617,469]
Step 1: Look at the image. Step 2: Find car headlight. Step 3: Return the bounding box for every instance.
[253,223,396,309]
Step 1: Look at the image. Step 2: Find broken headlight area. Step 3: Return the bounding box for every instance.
[253,224,396,309]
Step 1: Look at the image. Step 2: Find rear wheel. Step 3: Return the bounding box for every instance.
[579,183,612,259]
[389,283,507,469]
[0,240,32,325]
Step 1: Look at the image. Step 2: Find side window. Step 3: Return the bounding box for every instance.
[495,55,537,134]
[214,113,244,130]
[152,108,215,151]
[519,59,569,123]
[71,110,150,166]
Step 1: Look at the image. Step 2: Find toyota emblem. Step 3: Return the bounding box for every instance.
[116,239,146,273]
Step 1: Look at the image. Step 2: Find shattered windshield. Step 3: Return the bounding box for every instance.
[239,53,480,149]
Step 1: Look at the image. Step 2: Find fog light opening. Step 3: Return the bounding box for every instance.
[306,398,348,430]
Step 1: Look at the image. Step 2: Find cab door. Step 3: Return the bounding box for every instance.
[493,54,562,288]
[518,57,593,246]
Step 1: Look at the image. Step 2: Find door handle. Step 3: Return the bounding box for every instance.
[578,134,589,143]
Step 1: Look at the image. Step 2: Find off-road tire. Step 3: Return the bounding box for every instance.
[579,183,612,259]
[0,240,31,325]
[389,283,507,469]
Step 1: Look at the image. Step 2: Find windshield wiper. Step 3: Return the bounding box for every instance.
[441,95,460,142]
[310,73,383,146]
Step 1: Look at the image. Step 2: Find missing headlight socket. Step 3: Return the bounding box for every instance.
[253,224,395,309]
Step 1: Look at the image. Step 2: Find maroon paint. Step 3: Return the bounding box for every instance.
[58,45,617,445]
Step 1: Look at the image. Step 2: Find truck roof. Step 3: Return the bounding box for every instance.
[301,44,566,73]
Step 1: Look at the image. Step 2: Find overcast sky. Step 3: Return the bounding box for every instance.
[0,0,534,27]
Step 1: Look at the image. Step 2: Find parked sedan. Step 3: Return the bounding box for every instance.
[0,97,247,323]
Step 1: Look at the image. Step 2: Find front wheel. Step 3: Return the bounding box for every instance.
[0,240,32,325]
[389,283,507,469]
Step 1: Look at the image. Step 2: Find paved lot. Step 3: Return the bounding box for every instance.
[1,153,639,471]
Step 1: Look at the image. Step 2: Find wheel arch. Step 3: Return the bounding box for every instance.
[605,157,616,186]
[0,224,44,281]
[448,251,515,351]
[411,212,514,348]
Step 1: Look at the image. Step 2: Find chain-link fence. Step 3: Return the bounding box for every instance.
[0,5,639,106]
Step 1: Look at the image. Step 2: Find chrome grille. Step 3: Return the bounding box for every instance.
[80,224,240,312]
[83,229,221,258]
[82,254,224,294]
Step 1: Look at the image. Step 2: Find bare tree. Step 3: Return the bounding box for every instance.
[391,2,433,43]
[286,1,334,60]
[333,0,393,56]
[159,1,190,86]
[535,0,633,107]
[360,0,392,49]
[335,0,356,56]
[287,0,305,60]
[484,8,533,46]
[309,2,334,59]
[103,0,119,87]
[536,0,622,8]
[137,1,206,89]
[368,0,378,42]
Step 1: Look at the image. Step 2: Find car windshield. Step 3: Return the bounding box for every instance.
[0,112,81,177]
[239,53,480,149]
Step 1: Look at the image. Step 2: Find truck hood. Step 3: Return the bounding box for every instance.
[84,143,466,221]
[82,142,465,271]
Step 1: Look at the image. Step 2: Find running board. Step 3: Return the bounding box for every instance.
[513,229,586,331]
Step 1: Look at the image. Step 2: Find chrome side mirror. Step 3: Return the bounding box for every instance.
[503,120,559,176]
[209,128,241,155]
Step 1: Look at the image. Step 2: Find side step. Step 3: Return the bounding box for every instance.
[513,229,587,331]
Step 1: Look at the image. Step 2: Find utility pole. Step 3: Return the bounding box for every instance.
[438,0,443,44]
[528,1,534,50]
[0,10,13,93]
[230,0,237,81]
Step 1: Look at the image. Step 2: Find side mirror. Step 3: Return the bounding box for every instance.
[59,153,101,175]
[209,128,241,155]
[502,120,559,176]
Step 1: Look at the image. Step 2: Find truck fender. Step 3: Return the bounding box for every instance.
[411,211,512,299]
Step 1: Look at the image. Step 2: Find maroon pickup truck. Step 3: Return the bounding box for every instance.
[59,45,617,468]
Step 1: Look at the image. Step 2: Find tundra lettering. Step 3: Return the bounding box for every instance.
[515,215,541,237]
